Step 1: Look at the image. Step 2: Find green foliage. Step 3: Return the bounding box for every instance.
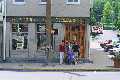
[90,0,104,26]
[113,52,120,60]
[103,1,112,17]
[102,1,112,24]
[90,16,96,26]
[90,8,96,26]
[112,0,120,29]
[90,0,120,29]
[101,16,106,24]
[116,19,120,29]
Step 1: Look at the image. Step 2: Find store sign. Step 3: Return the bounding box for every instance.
[91,26,103,34]
[52,17,83,23]
[6,17,45,23]
[6,17,85,23]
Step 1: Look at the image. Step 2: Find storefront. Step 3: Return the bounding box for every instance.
[5,16,89,61]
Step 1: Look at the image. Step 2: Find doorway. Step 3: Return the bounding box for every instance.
[64,23,85,58]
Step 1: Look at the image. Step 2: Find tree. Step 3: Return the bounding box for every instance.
[90,0,120,30]
[90,0,104,26]
[102,1,112,24]
[93,0,104,22]
[90,8,96,26]
[117,19,120,29]
[112,0,120,29]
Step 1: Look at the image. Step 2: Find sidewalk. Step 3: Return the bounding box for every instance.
[0,49,120,71]
[0,62,119,71]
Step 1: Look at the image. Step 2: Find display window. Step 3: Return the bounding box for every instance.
[11,23,28,50]
[36,24,48,50]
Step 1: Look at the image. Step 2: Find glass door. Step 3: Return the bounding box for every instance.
[64,23,85,58]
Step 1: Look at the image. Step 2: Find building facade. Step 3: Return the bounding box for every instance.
[1,0,90,62]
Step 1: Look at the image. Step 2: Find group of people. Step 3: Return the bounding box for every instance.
[59,40,80,64]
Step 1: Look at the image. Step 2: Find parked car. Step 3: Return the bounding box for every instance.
[100,40,120,52]
[108,44,120,55]
[104,44,113,52]
[100,40,112,48]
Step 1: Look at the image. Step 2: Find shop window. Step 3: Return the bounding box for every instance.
[12,24,28,32]
[12,23,28,50]
[36,24,48,50]
[37,24,46,32]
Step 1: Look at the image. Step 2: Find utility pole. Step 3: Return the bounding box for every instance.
[46,0,51,63]
[3,0,6,61]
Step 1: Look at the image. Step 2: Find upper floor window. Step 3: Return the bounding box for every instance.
[13,0,26,5]
[66,0,80,4]
[39,0,46,4]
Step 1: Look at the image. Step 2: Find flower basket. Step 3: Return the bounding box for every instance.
[113,59,120,68]
[112,52,120,68]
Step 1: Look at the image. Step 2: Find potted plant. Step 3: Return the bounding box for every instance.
[112,52,120,68]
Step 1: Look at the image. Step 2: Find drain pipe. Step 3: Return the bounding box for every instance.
[3,0,6,61]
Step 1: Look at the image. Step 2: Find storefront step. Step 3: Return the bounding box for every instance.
[0,56,48,63]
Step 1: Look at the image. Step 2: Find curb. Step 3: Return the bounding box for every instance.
[0,68,120,72]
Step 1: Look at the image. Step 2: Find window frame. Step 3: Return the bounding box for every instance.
[39,0,47,5]
[12,0,26,5]
[66,0,80,4]
[36,23,48,51]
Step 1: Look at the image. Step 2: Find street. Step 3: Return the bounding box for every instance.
[0,71,119,80]
[90,30,118,50]
[89,30,119,67]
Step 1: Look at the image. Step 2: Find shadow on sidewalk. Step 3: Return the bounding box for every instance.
[63,72,87,77]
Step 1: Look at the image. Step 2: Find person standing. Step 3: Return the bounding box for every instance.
[72,42,80,59]
[59,40,65,64]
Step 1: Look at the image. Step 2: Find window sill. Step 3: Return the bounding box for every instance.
[11,50,28,52]
[39,2,47,5]
[13,2,26,5]
[66,2,80,5]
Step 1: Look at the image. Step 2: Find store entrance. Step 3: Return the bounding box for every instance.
[64,23,85,58]
[10,23,29,60]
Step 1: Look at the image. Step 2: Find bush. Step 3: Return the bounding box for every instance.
[112,52,120,60]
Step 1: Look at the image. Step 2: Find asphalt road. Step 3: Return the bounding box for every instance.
[90,30,118,49]
[0,71,120,80]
